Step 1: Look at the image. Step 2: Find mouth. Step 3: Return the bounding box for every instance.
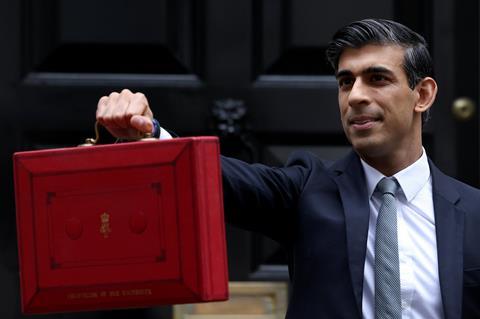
[348,116,380,131]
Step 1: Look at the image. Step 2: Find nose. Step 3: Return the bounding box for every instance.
[347,79,371,107]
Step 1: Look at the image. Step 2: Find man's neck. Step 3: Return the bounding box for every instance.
[358,147,424,177]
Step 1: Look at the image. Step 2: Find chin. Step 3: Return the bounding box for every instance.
[350,138,386,159]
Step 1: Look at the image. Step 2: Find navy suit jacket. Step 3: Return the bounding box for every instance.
[221,150,480,319]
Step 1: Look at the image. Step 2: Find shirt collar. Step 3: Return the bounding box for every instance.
[360,148,430,202]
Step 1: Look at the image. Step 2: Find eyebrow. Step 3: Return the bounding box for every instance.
[336,66,395,79]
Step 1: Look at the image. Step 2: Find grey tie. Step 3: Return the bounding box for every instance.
[375,177,402,319]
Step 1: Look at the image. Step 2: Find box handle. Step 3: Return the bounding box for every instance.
[78,122,156,147]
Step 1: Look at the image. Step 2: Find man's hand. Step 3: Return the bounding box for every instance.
[96,89,154,139]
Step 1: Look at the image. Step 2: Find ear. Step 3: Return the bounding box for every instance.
[413,77,438,114]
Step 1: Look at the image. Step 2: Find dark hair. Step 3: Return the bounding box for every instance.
[326,18,433,122]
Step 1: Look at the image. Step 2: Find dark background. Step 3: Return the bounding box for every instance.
[1,0,478,318]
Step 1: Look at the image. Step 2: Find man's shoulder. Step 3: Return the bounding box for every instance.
[284,150,336,169]
[431,164,480,210]
[221,150,355,186]
[432,167,480,195]
[448,177,480,205]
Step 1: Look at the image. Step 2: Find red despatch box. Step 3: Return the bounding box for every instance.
[13,137,228,314]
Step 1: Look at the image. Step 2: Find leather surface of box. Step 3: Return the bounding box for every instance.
[13,137,228,314]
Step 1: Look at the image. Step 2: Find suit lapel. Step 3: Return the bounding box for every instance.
[331,151,370,317]
[429,161,464,319]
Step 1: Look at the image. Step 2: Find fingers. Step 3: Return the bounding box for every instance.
[125,92,152,119]
[96,96,109,124]
[130,115,153,133]
[97,91,120,127]
[111,91,130,129]
[126,93,153,133]
[96,89,154,139]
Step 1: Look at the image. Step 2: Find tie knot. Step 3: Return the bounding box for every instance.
[376,177,398,196]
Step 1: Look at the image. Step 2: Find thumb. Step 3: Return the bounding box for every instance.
[130,115,153,134]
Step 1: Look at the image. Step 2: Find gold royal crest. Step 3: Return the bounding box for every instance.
[100,212,111,238]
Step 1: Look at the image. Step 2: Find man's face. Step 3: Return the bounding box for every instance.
[336,44,421,160]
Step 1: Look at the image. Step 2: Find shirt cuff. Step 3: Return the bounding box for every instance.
[159,127,173,140]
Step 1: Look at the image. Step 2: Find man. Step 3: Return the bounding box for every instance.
[96,19,480,318]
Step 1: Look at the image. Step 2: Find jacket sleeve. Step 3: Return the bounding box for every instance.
[220,152,313,243]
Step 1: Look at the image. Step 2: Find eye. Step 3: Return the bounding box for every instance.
[370,74,389,84]
[338,77,354,88]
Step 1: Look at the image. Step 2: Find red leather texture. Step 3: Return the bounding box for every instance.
[13,137,228,314]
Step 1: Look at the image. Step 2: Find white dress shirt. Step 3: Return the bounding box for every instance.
[360,149,444,319]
